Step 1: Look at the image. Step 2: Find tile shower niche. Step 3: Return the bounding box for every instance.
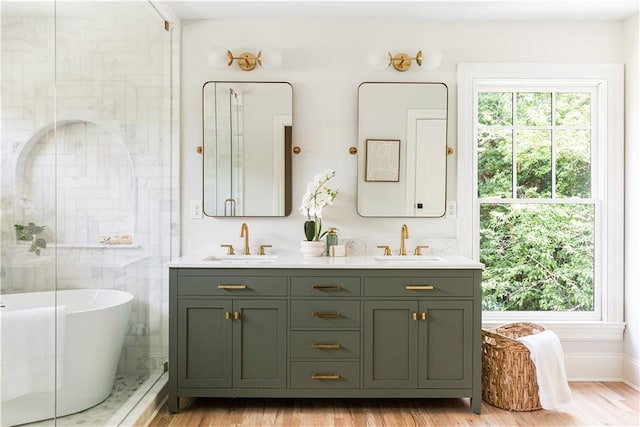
[16,120,136,248]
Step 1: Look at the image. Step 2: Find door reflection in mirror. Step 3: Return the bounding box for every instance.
[358,82,448,217]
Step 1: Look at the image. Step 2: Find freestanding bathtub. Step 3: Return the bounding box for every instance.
[1,289,133,427]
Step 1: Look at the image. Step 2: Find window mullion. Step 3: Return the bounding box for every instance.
[511,92,517,199]
[551,92,557,199]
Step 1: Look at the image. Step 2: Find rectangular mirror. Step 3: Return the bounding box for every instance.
[357,82,448,217]
[203,81,293,216]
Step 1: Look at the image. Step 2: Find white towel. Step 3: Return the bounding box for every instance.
[1,305,66,401]
[517,330,572,409]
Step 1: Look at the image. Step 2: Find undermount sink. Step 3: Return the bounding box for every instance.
[202,254,279,263]
[374,255,445,262]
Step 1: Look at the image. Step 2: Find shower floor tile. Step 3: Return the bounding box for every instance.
[27,372,154,427]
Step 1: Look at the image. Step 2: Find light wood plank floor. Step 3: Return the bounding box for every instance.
[150,382,639,426]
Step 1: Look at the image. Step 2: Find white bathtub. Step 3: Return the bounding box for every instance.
[1,289,132,427]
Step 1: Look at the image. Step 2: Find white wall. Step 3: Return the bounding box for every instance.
[624,13,640,389]
[181,19,631,380]
[181,19,623,254]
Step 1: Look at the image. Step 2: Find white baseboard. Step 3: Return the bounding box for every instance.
[564,352,640,387]
[564,353,624,381]
[623,354,640,391]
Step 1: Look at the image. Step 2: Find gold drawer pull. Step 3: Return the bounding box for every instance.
[312,311,341,318]
[404,285,434,290]
[233,311,240,320]
[218,284,248,290]
[311,373,341,380]
[312,285,342,290]
[311,343,341,349]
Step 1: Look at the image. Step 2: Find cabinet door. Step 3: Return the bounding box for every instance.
[233,300,287,388]
[177,299,232,388]
[364,300,418,388]
[418,300,472,389]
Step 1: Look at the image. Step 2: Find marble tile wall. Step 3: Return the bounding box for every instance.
[1,12,173,375]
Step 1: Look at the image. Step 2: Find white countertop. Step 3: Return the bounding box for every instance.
[168,253,484,269]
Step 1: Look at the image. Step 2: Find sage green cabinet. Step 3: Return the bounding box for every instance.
[364,299,472,388]
[232,300,287,389]
[177,299,232,389]
[364,300,418,388]
[176,299,286,390]
[419,300,472,389]
[169,267,482,414]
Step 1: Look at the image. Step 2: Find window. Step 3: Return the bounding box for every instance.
[457,63,624,327]
[476,88,597,317]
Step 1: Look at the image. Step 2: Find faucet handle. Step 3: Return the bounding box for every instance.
[377,245,392,256]
[220,244,235,255]
[414,245,430,256]
[258,244,272,255]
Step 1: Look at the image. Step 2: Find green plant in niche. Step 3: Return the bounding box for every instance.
[14,222,47,256]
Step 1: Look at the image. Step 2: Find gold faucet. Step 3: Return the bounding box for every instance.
[240,222,250,255]
[400,224,409,256]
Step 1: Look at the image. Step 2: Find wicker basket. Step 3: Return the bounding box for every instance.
[481,322,545,411]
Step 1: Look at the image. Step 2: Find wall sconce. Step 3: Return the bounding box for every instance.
[208,47,282,71]
[368,48,442,72]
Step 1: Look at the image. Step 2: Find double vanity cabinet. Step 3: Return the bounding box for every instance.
[168,256,483,413]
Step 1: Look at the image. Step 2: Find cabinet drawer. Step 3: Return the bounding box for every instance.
[363,277,472,297]
[291,331,360,359]
[178,276,287,296]
[290,300,360,329]
[291,276,360,297]
[291,361,360,389]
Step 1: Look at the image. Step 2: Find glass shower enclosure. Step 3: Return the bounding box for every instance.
[1,1,174,425]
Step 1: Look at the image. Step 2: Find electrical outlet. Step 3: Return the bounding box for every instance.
[190,200,203,219]
[446,201,457,219]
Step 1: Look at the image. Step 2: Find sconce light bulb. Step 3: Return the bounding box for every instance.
[367,50,390,70]
[208,46,230,69]
[260,48,283,69]
[421,48,442,70]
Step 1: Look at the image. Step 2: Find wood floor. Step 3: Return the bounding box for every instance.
[149,382,639,426]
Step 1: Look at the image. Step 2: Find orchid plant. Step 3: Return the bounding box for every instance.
[299,169,338,241]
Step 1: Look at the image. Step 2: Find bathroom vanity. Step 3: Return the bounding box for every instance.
[168,255,483,413]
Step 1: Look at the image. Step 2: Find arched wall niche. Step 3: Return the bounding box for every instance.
[15,119,137,246]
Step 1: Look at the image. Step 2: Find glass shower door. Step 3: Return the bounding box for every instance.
[1,1,172,425]
[1,1,59,426]
[52,1,172,424]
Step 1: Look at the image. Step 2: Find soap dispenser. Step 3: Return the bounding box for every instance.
[325,227,338,255]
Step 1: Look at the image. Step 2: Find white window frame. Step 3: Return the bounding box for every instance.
[457,63,625,340]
